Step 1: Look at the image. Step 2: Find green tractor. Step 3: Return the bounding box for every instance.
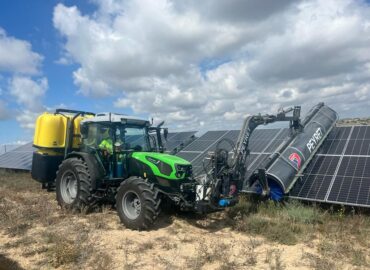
[32,109,195,230]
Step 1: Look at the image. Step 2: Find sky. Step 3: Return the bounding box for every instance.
[0,0,370,145]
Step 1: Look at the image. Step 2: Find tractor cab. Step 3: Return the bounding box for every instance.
[80,113,167,178]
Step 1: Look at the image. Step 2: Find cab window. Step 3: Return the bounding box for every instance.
[82,123,113,150]
[121,126,149,151]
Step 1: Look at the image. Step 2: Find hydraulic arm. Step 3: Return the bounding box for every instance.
[195,106,303,211]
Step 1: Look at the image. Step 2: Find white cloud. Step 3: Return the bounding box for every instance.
[15,110,40,129]
[9,76,48,111]
[0,28,47,131]
[54,0,370,132]
[8,76,48,129]
[0,28,43,75]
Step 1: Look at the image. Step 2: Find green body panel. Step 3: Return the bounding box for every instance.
[131,152,191,180]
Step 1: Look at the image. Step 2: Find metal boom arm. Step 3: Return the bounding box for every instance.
[203,106,302,209]
[230,106,302,183]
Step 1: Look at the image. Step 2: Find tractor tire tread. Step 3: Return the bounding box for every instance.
[56,157,93,211]
[115,176,161,230]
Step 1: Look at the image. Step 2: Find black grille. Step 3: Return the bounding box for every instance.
[176,164,192,178]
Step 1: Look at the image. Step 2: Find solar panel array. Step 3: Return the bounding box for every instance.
[176,125,370,208]
[176,128,289,177]
[290,126,370,207]
[0,142,35,170]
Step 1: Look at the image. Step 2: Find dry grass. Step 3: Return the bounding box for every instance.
[301,252,335,269]
[337,117,370,126]
[186,239,252,269]
[224,196,370,268]
[0,171,369,269]
[265,248,285,270]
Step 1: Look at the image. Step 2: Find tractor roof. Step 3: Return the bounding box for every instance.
[81,112,150,126]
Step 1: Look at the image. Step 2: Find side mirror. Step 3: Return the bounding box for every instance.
[164,128,168,141]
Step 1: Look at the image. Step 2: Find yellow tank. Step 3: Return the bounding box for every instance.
[33,112,91,150]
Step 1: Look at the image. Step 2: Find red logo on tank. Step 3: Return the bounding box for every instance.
[289,153,301,169]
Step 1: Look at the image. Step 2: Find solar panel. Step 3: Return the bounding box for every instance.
[176,152,199,162]
[11,142,35,152]
[165,132,178,140]
[326,156,370,206]
[264,129,290,152]
[0,142,35,170]
[289,155,340,201]
[180,130,230,154]
[0,144,19,155]
[344,127,370,155]
[289,126,370,208]
[221,130,240,142]
[163,131,196,153]
[168,131,197,141]
[181,140,215,152]
[290,175,335,201]
[197,130,229,141]
[304,155,340,176]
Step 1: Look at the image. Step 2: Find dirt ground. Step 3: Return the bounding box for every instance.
[0,171,369,270]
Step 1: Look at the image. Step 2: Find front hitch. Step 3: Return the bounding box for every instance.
[194,174,239,213]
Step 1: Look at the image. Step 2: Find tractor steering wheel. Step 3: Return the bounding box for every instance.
[133,145,143,151]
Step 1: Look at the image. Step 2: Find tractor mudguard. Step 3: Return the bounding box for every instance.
[66,151,106,190]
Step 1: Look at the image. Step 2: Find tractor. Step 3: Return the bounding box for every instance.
[32,109,195,229]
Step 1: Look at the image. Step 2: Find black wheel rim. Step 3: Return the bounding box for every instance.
[122,191,141,220]
[60,170,78,204]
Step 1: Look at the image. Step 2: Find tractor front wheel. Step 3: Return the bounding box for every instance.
[116,177,161,230]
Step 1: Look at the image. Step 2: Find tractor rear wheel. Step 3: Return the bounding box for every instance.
[56,157,92,211]
[116,177,161,230]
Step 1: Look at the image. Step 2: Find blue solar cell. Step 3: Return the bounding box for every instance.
[0,151,33,170]
[162,131,196,152]
[0,142,35,171]
[181,140,214,152]
[176,152,199,163]
[290,174,333,201]
[197,131,228,141]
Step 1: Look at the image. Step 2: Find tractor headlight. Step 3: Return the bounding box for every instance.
[175,164,192,178]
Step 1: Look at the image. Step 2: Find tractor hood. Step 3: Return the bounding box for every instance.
[131,152,191,180]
